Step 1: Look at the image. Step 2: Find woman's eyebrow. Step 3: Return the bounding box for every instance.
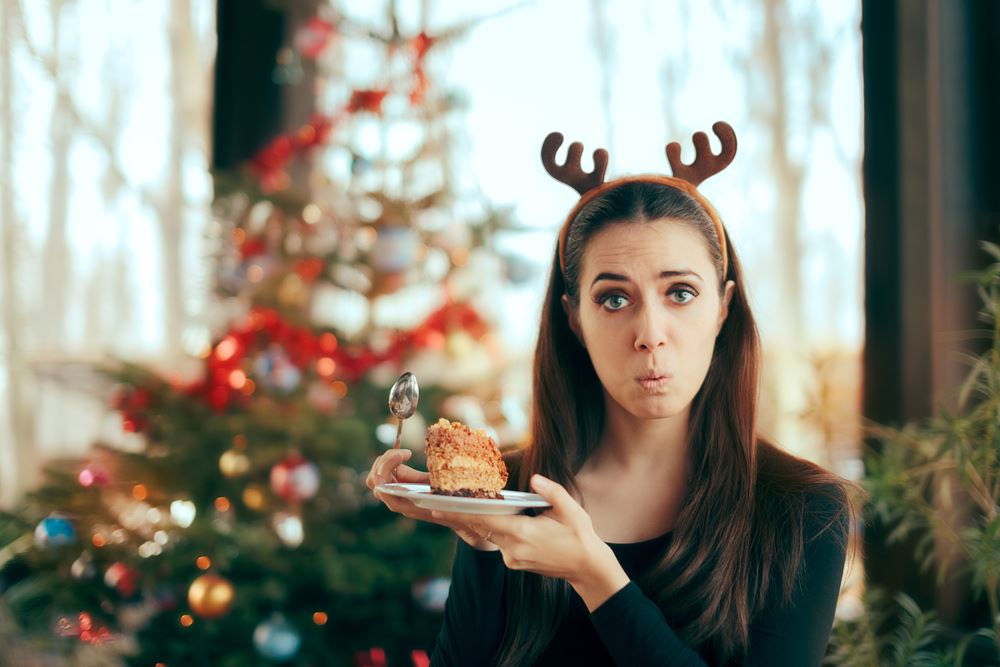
[660,269,702,281]
[590,269,702,287]
[591,271,630,286]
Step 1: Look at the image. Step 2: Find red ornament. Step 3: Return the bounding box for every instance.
[355,648,387,667]
[347,89,389,114]
[295,16,336,59]
[294,257,325,283]
[104,562,139,598]
[270,454,321,502]
[78,466,110,488]
[112,385,153,433]
[239,237,268,260]
[112,385,151,411]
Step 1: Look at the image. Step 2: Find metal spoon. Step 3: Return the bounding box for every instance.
[388,371,419,450]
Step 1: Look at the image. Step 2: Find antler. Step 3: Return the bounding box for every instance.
[665,121,737,187]
[541,132,609,196]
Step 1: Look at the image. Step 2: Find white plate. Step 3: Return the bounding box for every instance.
[375,483,551,515]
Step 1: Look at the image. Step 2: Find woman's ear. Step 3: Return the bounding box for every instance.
[561,294,585,347]
[717,280,735,334]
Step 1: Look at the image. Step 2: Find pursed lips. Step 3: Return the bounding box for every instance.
[635,373,673,393]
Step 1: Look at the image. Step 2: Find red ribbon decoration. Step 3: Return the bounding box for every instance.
[249,114,340,192]
[179,300,488,412]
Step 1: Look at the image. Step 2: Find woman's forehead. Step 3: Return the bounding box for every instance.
[580,220,714,279]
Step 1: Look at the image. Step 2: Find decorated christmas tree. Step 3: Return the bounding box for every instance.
[0,4,530,665]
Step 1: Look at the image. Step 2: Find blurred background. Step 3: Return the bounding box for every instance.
[0,0,997,665]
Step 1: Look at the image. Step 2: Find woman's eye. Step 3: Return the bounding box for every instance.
[669,288,696,304]
[599,294,630,311]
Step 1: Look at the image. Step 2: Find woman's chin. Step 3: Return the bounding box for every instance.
[620,392,687,419]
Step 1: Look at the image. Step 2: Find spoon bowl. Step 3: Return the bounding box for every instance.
[388,372,419,449]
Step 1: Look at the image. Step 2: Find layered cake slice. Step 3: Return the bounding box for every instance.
[426,418,508,499]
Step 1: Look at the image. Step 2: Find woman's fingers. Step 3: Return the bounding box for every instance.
[364,454,385,490]
[429,512,500,551]
[393,464,429,483]
[375,492,424,518]
[372,494,497,551]
[431,512,523,544]
[365,449,414,489]
[378,495,446,525]
[529,474,589,527]
[375,449,411,484]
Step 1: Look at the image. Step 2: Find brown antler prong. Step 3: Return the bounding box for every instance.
[665,121,737,187]
[541,132,608,196]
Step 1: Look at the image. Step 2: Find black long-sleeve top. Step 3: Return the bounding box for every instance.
[430,500,847,666]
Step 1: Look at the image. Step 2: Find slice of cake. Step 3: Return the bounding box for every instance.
[426,418,508,499]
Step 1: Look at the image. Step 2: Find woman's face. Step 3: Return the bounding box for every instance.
[565,219,735,420]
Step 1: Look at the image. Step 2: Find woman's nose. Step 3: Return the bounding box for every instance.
[633,306,669,352]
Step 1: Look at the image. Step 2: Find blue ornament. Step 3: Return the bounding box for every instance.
[34,513,76,549]
[371,226,418,274]
[255,344,302,394]
[351,153,372,175]
[217,254,278,293]
[503,252,537,285]
[412,576,451,612]
[253,614,301,662]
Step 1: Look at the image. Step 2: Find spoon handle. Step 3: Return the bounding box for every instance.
[392,419,403,449]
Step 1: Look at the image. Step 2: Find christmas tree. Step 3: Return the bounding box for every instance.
[0,4,530,665]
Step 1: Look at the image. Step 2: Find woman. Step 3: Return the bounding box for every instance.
[366,123,855,666]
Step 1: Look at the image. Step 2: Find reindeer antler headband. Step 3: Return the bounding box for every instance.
[542,121,737,280]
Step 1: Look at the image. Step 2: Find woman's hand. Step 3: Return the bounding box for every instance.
[430,474,631,610]
[364,449,498,552]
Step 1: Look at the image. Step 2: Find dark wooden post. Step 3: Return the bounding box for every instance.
[212,0,318,173]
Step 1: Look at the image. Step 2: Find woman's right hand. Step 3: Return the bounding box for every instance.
[365,449,498,552]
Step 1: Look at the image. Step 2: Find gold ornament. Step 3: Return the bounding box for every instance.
[219,448,250,478]
[277,274,307,308]
[187,573,235,619]
[445,330,476,358]
[242,484,267,511]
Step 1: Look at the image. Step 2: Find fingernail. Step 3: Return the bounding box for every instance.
[531,474,549,489]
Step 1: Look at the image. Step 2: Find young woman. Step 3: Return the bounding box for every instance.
[366,123,854,666]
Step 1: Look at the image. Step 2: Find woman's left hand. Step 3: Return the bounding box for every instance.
[431,474,631,610]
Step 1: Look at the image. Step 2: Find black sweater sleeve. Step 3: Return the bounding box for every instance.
[430,542,506,667]
[590,582,706,665]
[743,509,849,666]
[589,510,849,666]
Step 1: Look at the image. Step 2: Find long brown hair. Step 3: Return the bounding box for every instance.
[496,181,853,666]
